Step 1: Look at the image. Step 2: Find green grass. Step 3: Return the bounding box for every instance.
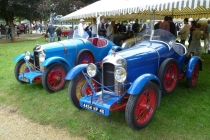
[0,38,210,140]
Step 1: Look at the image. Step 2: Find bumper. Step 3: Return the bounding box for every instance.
[18,71,42,84]
[79,91,121,116]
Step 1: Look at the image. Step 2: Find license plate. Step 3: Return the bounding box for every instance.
[21,77,29,82]
[83,103,105,114]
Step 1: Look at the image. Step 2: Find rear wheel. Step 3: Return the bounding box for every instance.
[68,72,100,109]
[125,82,159,130]
[186,61,199,88]
[14,59,34,83]
[77,51,94,64]
[157,58,179,94]
[42,63,67,93]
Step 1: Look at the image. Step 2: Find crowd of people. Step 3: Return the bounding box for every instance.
[0,23,44,39]
[154,16,210,61]
[1,17,210,60]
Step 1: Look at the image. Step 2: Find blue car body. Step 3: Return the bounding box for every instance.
[67,29,202,130]
[13,30,115,92]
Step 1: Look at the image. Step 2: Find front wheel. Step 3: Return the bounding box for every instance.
[14,59,34,83]
[68,72,100,109]
[125,82,159,130]
[42,63,67,93]
[186,61,199,88]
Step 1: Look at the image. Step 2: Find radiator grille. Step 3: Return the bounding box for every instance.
[34,52,40,71]
[103,63,115,91]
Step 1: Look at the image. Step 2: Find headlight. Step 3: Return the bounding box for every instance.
[114,67,126,83]
[116,59,126,66]
[39,52,46,62]
[25,51,30,61]
[87,63,97,77]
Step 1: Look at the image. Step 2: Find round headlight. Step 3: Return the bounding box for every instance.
[39,52,46,62]
[87,63,97,77]
[25,51,30,61]
[114,67,126,83]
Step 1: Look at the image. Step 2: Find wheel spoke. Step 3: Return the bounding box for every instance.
[47,66,66,90]
[163,64,178,91]
[135,89,156,124]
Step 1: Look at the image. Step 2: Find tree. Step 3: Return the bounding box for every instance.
[0,0,42,41]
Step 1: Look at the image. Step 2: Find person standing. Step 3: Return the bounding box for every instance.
[141,21,147,33]
[132,19,140,34]
[16,25,21,39]
[78,19,86,36]
[204,20,210,53]
[5,24,10,39]
[207,20,210,53]
[154,21,162,30]
[188,21,197,48]
[159,16,170,32]
[98,18,107,37]
[168,16,177,37]
[56,26,62,41]
[0,24,2,39]
[19,24,24,35]
[106,21,115,41]
[47,23,55,42]
[188,23,203,60]
[179,18,190,46]
[39,24,43,33]
[89,18,97,37]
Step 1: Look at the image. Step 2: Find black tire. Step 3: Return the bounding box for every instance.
[14,59,34,83]
[76,50,94,65]
[68,72,100,109]
[117,39,124,46]
[42,63,67,93]
[157,58,179,94]
[186,61,199,88]
[125,82,159,130]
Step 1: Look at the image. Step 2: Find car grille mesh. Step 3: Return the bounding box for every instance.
[34,52,40,71]
[103,63,115,91]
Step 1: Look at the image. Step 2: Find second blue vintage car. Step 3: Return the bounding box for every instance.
[66,29,202,130]
[13,29,115,92]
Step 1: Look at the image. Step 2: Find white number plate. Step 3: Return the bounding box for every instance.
[83,103,105,114]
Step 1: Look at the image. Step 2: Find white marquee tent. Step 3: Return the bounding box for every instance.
[60,0,210,21]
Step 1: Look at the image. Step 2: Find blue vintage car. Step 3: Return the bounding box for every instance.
[66,29,202,130]
[13,29,115,92]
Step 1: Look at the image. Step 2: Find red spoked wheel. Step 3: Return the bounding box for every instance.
[186,61,200,88]
[157,58,179,94]
[163,63,179,91]
[125,82,159,130]
[77,51,94,64]
[68,72,99,109]
[14,59,34,83]
[42,63,67,93]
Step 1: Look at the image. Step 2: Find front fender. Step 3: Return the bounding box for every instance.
[13,53,33,62]
[42,57,71,70]
[127,73,161,95]
[65,64,88,80]
[186,56,202,78]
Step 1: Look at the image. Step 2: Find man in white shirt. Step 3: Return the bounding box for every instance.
[106,21,115,41]
[89,18,97,37]
[78,19,86,37]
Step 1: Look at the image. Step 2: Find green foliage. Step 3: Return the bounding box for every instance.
[1,38,210,139]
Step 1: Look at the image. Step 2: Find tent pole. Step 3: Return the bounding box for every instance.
[151,9,155,30]
[96,15,101,37]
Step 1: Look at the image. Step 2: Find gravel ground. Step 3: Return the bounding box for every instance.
[0,105,86,140]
